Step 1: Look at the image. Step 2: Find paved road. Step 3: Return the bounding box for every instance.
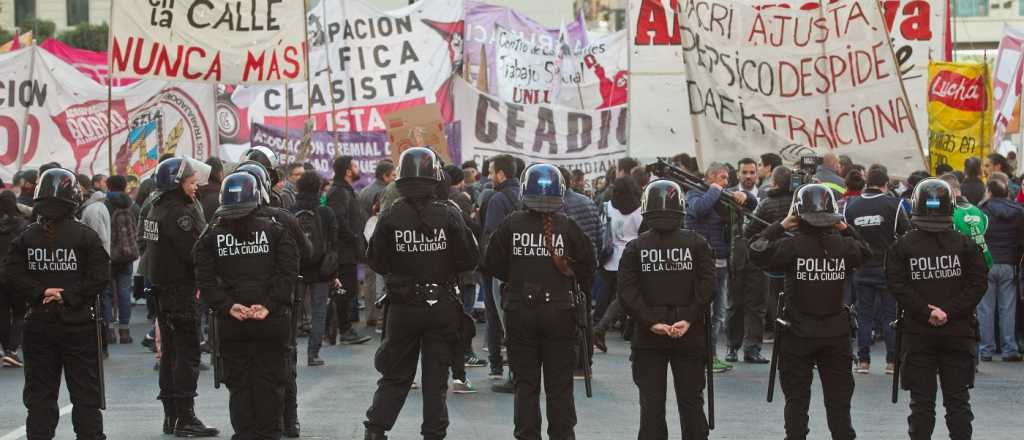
[0,306,1021,439]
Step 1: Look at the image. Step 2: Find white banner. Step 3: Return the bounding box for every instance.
[455,78,627,182]
[681,0,924,175]
[0,47,217,182]
[231,0,464,154]
[627,0,696,161]
[110,0,308,84]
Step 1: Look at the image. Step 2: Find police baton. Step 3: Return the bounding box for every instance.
[210,308,223,389]
[705,303,715,430]
[891,308,904,404]
[93,295,106,410]
[767,291,789,403]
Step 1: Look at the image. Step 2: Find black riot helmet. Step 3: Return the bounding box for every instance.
[791,183,842,228]
[216,172,261,220]
[911,178,954,232]
[521,163,565,213]
[241,146,280,184]
[641,179,685,216]
[154,157,212,192]
[34,168,82,207]
[234,161,273,205]
[397,147,441,182]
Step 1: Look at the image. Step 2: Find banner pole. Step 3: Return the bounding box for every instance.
[315,0,341,159]
[16,46,39,172]
[106,0,116,174]
[875,0,928,171]
[982,55,988,161]
[298,0,313,164]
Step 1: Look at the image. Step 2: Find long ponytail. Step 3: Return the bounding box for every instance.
[543,213,574,278]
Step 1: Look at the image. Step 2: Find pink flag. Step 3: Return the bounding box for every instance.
[993,26,1024,143]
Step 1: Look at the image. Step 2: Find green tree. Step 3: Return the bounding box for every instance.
[0,27,12,44]
[58,23,109,52]
[18,18,56,41]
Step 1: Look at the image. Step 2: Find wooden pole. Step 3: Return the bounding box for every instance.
[874,0,928,171]
[298,0,314,163]
[106,0,116,174]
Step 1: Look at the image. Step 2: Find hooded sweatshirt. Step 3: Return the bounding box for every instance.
[79,191,111,253]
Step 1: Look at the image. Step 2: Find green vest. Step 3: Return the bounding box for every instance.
[953,202,993,268]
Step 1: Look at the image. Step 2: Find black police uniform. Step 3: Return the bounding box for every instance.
[619,228,715,440]
[194,211,299,439]
[141,189,209,431]
[363,197,479,439]
[7,210,109,439]
[749,221,870,440]
[887,222,987,437]
[483,211,595,440]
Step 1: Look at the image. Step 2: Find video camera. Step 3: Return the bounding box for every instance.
[790,155,823,192]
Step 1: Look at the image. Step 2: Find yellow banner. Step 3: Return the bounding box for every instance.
[928,61,992,174]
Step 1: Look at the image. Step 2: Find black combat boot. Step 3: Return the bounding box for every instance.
[174,400,219,438]
[162,400,177,435]
[364,429,387,440]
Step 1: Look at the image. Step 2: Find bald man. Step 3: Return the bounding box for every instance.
[815,153,846,194]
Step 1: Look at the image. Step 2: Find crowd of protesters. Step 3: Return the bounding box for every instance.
[0,149,1021,396]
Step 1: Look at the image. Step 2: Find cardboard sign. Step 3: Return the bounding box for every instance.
[385,103,451,164]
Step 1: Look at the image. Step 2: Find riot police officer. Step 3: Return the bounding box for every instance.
[363,147,478,440]
[619,179,715,440]
[482,163,596,440]
[194,172,299,439]
[748,184,871,440]
[5,168,109,440]
[241,147,285,207]
[140,157,219,437]
[886,178,987,440]
[224,160,312,437]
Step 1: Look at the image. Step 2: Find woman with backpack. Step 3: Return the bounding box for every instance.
[289,171,344,367]
[592,177,643,352]
[105,176,139,344]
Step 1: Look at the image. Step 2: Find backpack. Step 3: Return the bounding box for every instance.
[109,205,139,264]
[294,209,328,264]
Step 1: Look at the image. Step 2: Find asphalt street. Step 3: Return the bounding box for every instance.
[0,306,1021,439]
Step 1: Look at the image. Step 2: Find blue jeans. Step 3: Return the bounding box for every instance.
[853,265,897,363]
[482,274,504,369]
[306,282,329,354]
[978,264,1020,358]
[102,265,134,326]
[711,266,727,357]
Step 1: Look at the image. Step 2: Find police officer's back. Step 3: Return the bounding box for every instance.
[748,184,870,440]
[482,163,596,440]
[194,172,299,439]
[886,178,987,439]
[362,147,478,440]
[5,168,109,439]
[618,179,715,440]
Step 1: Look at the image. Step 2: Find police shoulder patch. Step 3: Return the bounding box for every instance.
[177,215,194,232]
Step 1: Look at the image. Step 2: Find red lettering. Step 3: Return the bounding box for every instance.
[635,0,681,45]
[244,52,266,82]
[266,50,281,81]
[21,115,39,165]
[282,45,301,79]
[205,53,222,82]
[183,46,204,80]
[111,37,131,73]
[154,45,183,77]
[900,1,931,41]
[0,116,18,165]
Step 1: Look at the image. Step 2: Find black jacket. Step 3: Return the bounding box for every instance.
[482,211,595,308]
[199,182,221,223]
[291,193,343,283]
[886,228,988,338]
[749,223,871,338]
[141,191,206,287]
[368,197,479,284]
[843,188,910,267]
[618,229,715,350]
[327,179,367,264]
[6,217,110,328]
[743,187,793,239]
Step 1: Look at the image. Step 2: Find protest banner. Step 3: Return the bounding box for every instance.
[627,0,697,161]
[0,47,217,182]
[993,26,1024,144]
[455,78,627,182]
[249,121,461,186]
[927,62,991,174]
[238,0,464,153]
[39,39,138,87]
[110,0,308,84]
[494,24,560,105]
[464,1,588,96]
[680,0,925,176]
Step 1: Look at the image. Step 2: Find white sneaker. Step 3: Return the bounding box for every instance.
[452,379,477,394]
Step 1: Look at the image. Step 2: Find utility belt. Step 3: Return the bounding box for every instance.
[509,283,573,309]
[386,281,458,306]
